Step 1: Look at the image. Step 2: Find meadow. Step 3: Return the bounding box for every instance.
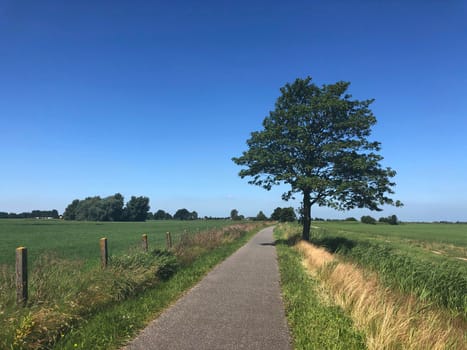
[275,221,467,349]
[0,219,234,266]
[312,220,467,246]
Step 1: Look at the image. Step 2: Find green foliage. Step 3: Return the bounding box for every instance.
[233,76,400,240]
[345,217,358,221]
[153,209,173,220]
[361,215,377,224]
[173,208,198,220]
[63,193,149,222]
[230,209,241,220]
[0,210,59,219]
[379,214,399,225]
[255,211,268,221]
[151,249,179,280]
[275,228,366,349]
[123,196,150,221]
[271,207,297,222]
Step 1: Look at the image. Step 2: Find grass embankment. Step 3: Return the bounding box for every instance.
[0,222,265,349]
[275,223,467,350]
[309,222,467,316]
[275,227,366,349]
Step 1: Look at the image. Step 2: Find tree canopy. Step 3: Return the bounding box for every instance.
[173,208,198,220]
[63,193,150,222]
[270,207,297,222]
[233,76,401,240]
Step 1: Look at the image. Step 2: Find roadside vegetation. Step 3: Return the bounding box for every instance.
[0,221,265,349]
[275,222,466,349]
[275,229,366,349]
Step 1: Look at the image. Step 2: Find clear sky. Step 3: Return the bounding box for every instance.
[1,0,466,221]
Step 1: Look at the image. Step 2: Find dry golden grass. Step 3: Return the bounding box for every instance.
[296,240,467,350]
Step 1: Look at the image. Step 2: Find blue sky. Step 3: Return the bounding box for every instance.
[1,0,466,221]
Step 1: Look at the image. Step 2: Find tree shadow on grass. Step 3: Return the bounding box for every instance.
[310,236,356,254]
[274,234,301,247]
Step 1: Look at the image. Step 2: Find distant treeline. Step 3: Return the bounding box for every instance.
[0,210,60,219]
[154,208,198,221]
[63,193,149,221]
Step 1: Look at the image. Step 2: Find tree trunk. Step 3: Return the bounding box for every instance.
[302,190,311,241]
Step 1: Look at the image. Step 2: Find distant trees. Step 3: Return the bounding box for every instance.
[173,209,198,220]
[153,209,173,220]
[361,215,377,225]
[255,211,268,221]
[0,210,59,219]
[379,214,399,225]
[124,196,150,221]
[63,193,150,221]
[230,209,244,221]
[230,209,239,220]
[271,207,297,222]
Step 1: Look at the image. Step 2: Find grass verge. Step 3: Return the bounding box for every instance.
[52,224,263,349]
[274,226,366,349]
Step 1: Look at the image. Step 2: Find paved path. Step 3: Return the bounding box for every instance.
[123,226,291,350]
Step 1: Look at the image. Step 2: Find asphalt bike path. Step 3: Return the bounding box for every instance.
[123,226,291,350]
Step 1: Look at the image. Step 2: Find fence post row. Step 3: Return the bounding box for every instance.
[16,246,28,306]
[166,232,172,250]
[142,234,148,252]
[100,238,108,268]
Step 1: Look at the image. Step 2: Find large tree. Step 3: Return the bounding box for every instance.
[124,196,150,221]
[233,77,401,241]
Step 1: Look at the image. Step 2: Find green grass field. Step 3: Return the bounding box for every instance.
[310,221,467,261]
[313,221,466,244]
[0,219,234,266]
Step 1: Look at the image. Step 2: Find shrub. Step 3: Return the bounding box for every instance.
[345,217,358,221]
[361,215,376,225]
[151,249,179,280]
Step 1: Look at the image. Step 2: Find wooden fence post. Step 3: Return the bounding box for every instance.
[16,247,28,306]
[142,234,148,252]
[100,238,108,268]
[166,232,172,250]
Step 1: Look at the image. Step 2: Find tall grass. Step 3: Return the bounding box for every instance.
[310,232,467,317]
[296,240,466,349]
[0,223,262,349]
[275,227,366,349]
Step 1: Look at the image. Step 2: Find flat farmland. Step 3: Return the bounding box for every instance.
[311,221,467,262]
[0,219,234,266]
[313,221,467,245]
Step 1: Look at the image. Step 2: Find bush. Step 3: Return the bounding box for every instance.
[345,217,358,221]
[151,249,179,280]
[361,215,377,224]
